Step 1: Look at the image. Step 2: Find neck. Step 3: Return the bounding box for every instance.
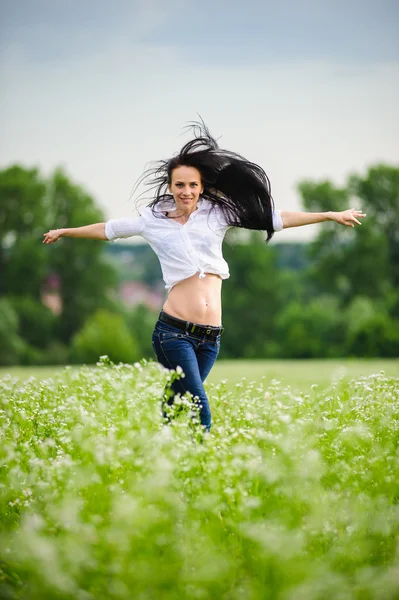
[175,202,199,217]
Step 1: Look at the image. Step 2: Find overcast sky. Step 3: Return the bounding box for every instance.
[1,0,398,241]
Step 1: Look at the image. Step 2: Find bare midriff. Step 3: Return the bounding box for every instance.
[163,272,223,327]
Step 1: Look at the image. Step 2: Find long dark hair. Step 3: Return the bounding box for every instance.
[134,120,277,241]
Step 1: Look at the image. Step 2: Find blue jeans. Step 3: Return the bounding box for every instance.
[151,317,221,431]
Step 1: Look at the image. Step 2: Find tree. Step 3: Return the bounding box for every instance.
[0,299,26,366]
[221,232,287,359]
[7,296,56,350]
[0,165,48,298]
[344,296,399,357]
[276,295,346,358]
[45,168,118,342]
[349,165,399,316]
[71,309,139,364]
[0,164,119,355]
[125,303,159,360]
[298,168,395,305]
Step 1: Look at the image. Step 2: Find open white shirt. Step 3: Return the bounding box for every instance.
[105,197,283,292]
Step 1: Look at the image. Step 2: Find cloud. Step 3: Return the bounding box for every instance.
[2,0,398,65]
[0,0,185,62]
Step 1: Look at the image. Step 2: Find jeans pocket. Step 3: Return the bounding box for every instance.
[213,335,221,353]
[159,330,185,343]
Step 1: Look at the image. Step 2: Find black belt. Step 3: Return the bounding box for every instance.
[159,311,224,338]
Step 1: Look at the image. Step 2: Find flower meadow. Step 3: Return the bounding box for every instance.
[1,360,399,600]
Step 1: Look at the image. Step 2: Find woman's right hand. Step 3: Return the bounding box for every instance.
[43,229,64,244]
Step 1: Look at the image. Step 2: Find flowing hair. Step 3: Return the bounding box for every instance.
[133,120,277,241]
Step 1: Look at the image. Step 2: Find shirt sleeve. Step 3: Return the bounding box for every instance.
[105,216,145,241]
[272,208,283,232]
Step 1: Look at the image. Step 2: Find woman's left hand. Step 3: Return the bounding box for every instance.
[332,208,367,227]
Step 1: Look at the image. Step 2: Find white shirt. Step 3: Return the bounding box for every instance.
[105,197,283,292]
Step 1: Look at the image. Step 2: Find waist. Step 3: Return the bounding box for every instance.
[158,310,224,338]
[164,272,222,326]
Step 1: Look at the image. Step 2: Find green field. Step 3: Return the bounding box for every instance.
[2,358,398,391]
[1,360,399,599]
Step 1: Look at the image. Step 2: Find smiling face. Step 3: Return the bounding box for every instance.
[168,165,204,213]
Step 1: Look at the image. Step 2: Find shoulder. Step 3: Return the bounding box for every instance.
[142,200,174,219]
[207,201,233,228]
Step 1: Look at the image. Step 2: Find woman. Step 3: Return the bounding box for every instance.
[43,122,366,432]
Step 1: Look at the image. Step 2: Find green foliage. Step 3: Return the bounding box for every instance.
[276,295,346,358]
[0,299,27,366]
[0,166,48,298]
[221,233,286,359]
[0,165,46,238]
[298,179,349,213]
[298,165,399,306]
[0,298,68,366]
[349,165,399,312]
[8,296,56,349]
[4,235,50,299]
[46,168,118,342]
[124,303,159,359]
[345,297,399,357]
[71,309,139,364]
[0,366,398,598]
[0,164,119,360]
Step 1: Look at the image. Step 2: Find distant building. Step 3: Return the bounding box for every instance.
[119,281,164,311]
[41,272,163,315]
[41,292,63,315]
[41,273,63,315]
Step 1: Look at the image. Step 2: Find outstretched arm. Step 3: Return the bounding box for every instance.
[280,208,366,229]
[43,223,107,244]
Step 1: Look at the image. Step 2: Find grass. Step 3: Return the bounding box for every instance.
[1,358,398,391]
[0,359,399,599]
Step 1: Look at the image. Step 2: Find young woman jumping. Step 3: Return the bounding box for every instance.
[43,122,366,433]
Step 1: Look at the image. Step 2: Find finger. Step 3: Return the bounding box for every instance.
[353,218,361,225]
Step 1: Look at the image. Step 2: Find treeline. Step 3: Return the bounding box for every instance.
[0,163,398,366]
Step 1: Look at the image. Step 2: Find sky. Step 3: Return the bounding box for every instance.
[1,0,398,242]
